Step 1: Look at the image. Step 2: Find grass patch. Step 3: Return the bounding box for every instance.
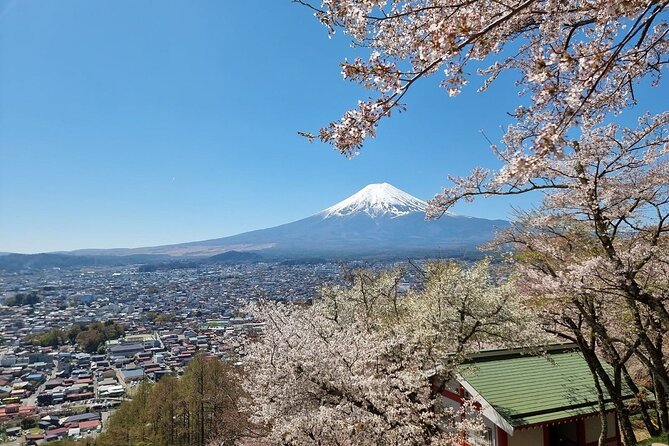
[639,433,669,445]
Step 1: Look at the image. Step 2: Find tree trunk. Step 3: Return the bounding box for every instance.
[597,373,637,445]
[622,365,659,437]
[199,357,205,446]
[654,370,669,433]
[592,373,608,446]
[617,406,637,445]
[629,303,669,433]
[574,334,636,446]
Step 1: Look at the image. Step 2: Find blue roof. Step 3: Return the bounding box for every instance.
[26,373,45,380]
[121,368,144,378]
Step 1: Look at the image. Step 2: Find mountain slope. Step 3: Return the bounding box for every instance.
[71,183,508,258]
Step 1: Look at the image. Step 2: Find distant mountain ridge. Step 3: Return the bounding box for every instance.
[0,250,268,273]
[1,183,509,267]
[66,183,509,258]
[0,253,169,272]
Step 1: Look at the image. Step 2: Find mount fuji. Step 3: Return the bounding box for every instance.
[320,183,428,219]
[70,183,508,259]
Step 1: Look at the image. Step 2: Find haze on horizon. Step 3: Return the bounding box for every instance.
[1,1,665,254]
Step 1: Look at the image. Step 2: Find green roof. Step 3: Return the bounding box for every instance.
[459,348,635,427]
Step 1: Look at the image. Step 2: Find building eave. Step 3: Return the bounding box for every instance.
[456,373,515,436]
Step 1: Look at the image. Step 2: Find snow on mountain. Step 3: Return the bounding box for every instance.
[320,183,427,218]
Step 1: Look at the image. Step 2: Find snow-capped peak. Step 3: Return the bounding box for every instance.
[320,183,428,219]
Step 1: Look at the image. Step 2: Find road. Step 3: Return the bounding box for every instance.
[24,360,58,408]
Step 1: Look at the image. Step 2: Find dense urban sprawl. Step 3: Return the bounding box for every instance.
[0,261,377,444]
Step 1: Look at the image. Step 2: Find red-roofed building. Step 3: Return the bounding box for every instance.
[0,404,37,421]
[65,391,94,401]
[45,427,68,441]
[79,420,101,431]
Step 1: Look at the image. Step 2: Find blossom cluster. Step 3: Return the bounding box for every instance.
[301,0,667,173]
[242,262,537,445]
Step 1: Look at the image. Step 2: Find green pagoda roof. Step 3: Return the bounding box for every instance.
[458,345,636,429]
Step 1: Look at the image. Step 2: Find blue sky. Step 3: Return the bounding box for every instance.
[0,1,665,253]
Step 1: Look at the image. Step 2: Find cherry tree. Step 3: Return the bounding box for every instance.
[299,1,668,441]
[440,114,669,443]
[242,261,537,445]
[298,0,667,157]
[501,210,666,444]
